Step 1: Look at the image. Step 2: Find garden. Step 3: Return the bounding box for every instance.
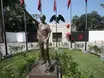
[0,48,104,78]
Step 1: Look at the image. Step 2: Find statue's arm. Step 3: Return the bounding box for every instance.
[24,9,39,25]
[46,32,51,40]
[45,25,52,40]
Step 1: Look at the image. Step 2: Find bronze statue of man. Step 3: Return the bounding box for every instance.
[37,15,51,66]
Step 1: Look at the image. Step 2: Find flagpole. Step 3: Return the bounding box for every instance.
[1,0,8,55]
[85,1,87,51]
[40,0,42,15]
[55,1,59,77]
[55,0,58,48]
[23,1,28,51]
[70,0,72,48]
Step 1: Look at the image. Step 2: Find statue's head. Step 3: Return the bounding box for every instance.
[40,15,46,23]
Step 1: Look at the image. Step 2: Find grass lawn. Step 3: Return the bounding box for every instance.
[0,50,38,68]
[61,49,104,78]
[0,49,104,78]
[0,50,40,78]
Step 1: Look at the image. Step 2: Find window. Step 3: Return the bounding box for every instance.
[52,33,62,42]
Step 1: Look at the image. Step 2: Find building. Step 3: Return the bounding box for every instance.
[49,23,71,43]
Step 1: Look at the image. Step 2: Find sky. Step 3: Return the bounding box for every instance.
[25,0,104,23]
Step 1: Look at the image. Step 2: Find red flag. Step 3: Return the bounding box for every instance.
[67,0,71,9]
[85,0,87,3]
[53,0,56,11]
[38,0,41,11]
[20,0,24,5]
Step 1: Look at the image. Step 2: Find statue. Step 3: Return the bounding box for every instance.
[26,11,58,77]
[37,15,51,66]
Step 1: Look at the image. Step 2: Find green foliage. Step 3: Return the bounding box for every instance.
[72,11,104,31]
[89,45,102,55]
[57,52,85,78]
[88,73,94,78]
[0,0,36,32]
[50,50,96,78]
[0,51,38,78]
[17,56,36,77]
[25,56,36,72]
[1,0,25,32]
[0,68,15,78]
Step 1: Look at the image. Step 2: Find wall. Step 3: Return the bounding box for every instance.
[89,30,104,42]
[6,32,26,42]
[49,23,71,43]
[6,32,37,43]
[0,42,39,56]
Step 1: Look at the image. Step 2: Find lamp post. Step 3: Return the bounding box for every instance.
[1,0,8,55]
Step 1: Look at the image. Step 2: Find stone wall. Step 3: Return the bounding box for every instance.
[0,42,104,57]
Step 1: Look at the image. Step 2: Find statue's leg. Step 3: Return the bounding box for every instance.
[39,42,46,64]
[46,41,51,66]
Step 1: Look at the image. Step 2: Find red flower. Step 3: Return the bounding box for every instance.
[66,32,70,37]
[66,24,70,28]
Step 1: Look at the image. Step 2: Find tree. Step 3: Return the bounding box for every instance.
[0,0,24,32]
[0,0,37,32]
[72,11,103,31]
[72,15,79,28]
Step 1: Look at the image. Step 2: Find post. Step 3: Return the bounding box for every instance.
[85,1,87,51]
[54,0,58,48]
[23,3,28,51]
[55,11,58,48]
[1,0,8,55]
[70,1,72,48]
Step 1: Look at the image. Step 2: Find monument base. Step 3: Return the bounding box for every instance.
[28,63,57,78]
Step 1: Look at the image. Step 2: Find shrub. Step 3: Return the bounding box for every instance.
[57,52,84,78]
[17,56,36,78]
[89,45,102,55]
[0,67,16,78]
[51,51,94,78]
[0,55,37,78]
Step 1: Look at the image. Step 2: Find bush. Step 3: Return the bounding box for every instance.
[0,55,37,78]
[17,56,36,78]
[0,67,16,78]
[57,52,84,78]
[89,45,102,55]
[51,51,94,78]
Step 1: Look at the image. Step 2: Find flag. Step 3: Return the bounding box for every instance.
[67,0,71,9]
[38,0,41,11]
[85,0,87,3]
[20,0,24,5]
[53,0,56,11]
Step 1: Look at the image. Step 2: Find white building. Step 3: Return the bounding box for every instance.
[49,23,71,43]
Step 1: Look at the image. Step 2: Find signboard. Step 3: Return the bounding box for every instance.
[70,31,89,42]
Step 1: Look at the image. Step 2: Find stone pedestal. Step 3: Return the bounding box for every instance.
[28,63,57,78]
